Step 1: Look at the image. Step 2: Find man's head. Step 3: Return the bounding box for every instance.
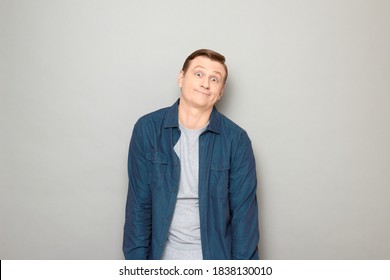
[181,49,228,84]
[178,49,228,111]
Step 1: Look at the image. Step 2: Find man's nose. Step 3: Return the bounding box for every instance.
[201,77,209,89]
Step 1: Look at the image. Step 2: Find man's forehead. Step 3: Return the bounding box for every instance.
[188,56,226,74]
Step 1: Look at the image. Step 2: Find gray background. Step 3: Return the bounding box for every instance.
[1,0,389,259]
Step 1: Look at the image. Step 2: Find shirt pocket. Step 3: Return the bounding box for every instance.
[210,159,230,198]
[146,152,168,188]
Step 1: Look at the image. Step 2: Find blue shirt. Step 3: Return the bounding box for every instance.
[123,99,259,259]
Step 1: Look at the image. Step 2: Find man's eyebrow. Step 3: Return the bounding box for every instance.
[193,65,222,76]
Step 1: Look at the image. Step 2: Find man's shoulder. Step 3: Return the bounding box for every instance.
[215,111,253,151]
[217,111,247,137]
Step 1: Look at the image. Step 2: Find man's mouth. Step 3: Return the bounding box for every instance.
[195,89,210,96]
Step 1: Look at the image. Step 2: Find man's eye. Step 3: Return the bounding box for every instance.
[211,77,219,83]
[195,72,203,77]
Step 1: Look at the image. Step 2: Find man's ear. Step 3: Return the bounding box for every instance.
[218,87,225,100]
[178,70,184,88]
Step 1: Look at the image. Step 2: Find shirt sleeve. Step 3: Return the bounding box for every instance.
[229,131,260,259]
[123,121,152,259]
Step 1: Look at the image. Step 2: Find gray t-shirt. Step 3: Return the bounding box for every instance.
[161,123,208,260]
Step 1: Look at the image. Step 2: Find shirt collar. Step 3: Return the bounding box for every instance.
[164,99,222,134]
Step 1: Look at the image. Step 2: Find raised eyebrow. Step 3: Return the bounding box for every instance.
[193,65,206,71]
[193,66,222,77]
[211,71,222,78]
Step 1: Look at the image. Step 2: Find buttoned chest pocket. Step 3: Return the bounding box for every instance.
[146,152,168,188]
[210,159,230,198]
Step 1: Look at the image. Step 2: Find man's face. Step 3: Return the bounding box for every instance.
[178,56,226,111]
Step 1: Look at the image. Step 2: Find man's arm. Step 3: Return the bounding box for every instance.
[229,131,260,259]
[123,121,152,259]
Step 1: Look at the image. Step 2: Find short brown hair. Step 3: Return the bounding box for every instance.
[182,49,228,83]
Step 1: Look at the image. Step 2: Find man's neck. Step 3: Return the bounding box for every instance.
[178,100,212,130]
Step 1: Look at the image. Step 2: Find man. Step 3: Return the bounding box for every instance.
[123,49,259,260]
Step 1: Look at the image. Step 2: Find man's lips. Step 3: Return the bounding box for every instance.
[194,89,210,96]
